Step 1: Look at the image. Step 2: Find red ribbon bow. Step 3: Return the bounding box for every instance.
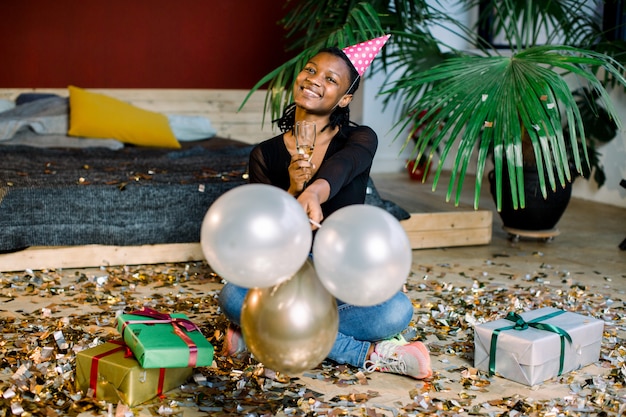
[121,307,200,367]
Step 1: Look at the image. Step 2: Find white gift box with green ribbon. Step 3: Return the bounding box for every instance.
[474,307,604,386]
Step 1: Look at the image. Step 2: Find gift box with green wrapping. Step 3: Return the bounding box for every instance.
[474,307,604,386]
[116,307,214,368]
[75,341,193,407]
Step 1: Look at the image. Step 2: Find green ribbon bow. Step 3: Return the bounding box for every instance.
[488,310,573,376]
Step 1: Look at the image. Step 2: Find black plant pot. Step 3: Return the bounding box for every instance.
[488,169,573,232]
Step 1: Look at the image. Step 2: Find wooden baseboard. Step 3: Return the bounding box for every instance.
[0,211,492,272]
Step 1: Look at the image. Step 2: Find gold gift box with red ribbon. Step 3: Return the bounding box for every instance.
[75,341,193,407]
[116,307,214,368]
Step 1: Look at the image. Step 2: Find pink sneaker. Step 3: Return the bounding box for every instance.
[224,325,246,356]
[365,340,433,379]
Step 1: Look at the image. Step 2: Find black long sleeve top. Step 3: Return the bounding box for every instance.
[248,124,378,219]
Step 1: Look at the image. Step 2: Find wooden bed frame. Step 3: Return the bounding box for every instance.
[0,88,491,271]
[0,88,276,144]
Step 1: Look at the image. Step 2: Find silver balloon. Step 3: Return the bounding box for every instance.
[200,184,312,288]
[312,204,412,306]
[241,260,338,374]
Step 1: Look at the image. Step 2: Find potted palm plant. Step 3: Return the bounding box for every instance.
[388,0,626,238]
[244,0,626,237]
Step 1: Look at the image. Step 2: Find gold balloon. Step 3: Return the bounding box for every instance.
[241,259,338,374]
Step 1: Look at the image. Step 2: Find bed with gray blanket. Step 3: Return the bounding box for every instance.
[0,95,408,255]
[0,95,250,252]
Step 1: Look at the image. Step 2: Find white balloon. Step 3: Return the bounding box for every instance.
[201,184,312,288]
[312,204,412,306]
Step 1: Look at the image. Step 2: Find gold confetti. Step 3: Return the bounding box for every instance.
[0,256,623,416]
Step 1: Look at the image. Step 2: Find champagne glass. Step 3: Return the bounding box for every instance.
[295,121,316,162]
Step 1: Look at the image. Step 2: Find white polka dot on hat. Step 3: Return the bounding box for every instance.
[342,34,391,76]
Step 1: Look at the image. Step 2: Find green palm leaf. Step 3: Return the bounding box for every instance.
[388,45,626,210]
[466,0,600,50]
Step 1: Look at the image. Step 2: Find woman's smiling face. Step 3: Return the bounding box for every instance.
[293,51,354,114]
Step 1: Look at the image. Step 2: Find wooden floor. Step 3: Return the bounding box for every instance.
[372,171,626,277]
[371,171,489,213]
[353,171,626,416]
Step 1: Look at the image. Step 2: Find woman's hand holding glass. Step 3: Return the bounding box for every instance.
[288,153,313,194]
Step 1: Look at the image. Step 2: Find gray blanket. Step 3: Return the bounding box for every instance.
[0,138,252,251]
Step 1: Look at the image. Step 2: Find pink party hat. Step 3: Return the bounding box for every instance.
[342,34,391,76]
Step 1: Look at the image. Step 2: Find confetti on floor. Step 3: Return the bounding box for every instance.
[0,252,624,416]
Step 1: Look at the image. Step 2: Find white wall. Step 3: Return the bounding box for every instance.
[362,0,472,175]
[359,71,413,174]
[571,87,626,207]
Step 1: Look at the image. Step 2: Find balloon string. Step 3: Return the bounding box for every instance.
[309,218,322,228]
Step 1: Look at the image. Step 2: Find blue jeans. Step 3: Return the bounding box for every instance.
[218,281,414,368]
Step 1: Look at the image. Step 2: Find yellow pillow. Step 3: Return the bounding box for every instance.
[67,85,180,148]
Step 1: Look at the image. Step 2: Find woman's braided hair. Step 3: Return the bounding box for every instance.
[274,47,360,133]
